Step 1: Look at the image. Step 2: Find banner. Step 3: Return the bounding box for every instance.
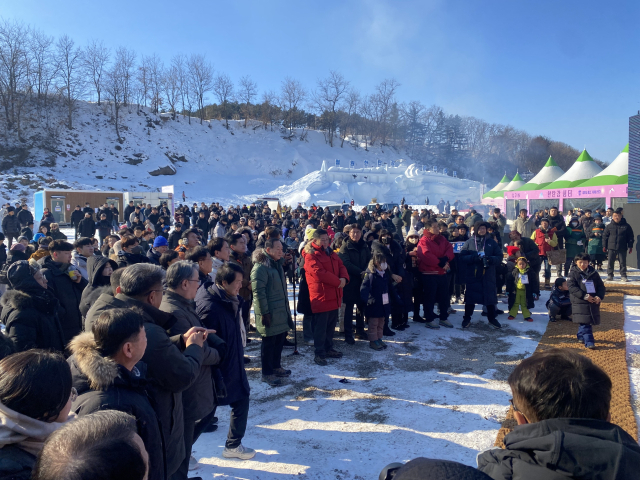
[443,168,448,175]
[349,160,355,168]
[433,166,437,173]
[377,159,382,167]
[335,159,340,166]
[451,241,465,253]
[453,170,457,178]
[364,160,369,168]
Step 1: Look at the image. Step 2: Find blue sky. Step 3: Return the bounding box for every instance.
[2,0,638,163]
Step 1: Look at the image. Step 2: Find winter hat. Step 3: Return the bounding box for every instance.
[153,236,168,248]
[174,223,182,228]
[507,246,520,257]
[10,243,26,252]
[305,229,316,241]
[17,236,27,243]
[555,277,567,288]
[594,214,602,220]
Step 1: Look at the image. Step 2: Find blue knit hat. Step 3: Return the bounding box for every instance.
[153,236,168,248]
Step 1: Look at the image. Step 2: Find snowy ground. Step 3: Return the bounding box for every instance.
[623,294,640,434]
[191,285,550,479]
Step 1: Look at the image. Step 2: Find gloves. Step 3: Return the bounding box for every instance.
[438,257,448,268]
[262,313,272,328]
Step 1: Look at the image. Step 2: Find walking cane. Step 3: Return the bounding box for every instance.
[288,261,301,357]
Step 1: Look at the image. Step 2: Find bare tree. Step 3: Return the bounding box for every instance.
[114,47,135,107]
[163,64,180,119]
[373,78,400,146]
[313,71,348,147]
[340,87,360,147]
[137,55,150,108]
[27,27,57,108]
[83,39,109,105]
[188,54,213,124]
[280,76,305,134]
[0,20,30,137]
[171,54,191,123]
[213,72,233,129]
[54,34,84,129]
[146,54,164,114]
[238,75,257,127]
[103,60,125,141]
[260,90,279,131]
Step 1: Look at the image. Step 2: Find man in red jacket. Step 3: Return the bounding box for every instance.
[302,229,349,366]
[416,219,455,329]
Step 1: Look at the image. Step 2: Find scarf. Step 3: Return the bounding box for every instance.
[0,402,72,456]
[212,284,247,347]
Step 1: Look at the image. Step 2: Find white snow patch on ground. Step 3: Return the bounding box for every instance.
[623,295,640,433]
[190,289,551,479]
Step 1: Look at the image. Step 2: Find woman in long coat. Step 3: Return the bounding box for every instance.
[459,222,503,329]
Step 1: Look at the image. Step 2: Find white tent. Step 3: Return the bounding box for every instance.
[503,173,526,191]
[516,156,564,191]
[544,149,602,189]
[579,144,628,187]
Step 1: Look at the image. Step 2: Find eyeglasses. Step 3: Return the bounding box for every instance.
[508,398,521,413]
[144,289,164,296]
[70,387,78,403]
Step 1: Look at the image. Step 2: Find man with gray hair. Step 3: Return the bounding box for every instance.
[81,263,208,478]
[160,260,226,478]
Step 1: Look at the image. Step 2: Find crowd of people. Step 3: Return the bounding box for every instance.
[0,198,637,479]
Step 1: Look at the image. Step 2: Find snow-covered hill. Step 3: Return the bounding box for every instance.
[0,101,404,207]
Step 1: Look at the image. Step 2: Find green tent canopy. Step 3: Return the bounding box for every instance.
[516,156,565,191]
[578,144,629,187]
[543,149,603,189]
[482,174,510,198]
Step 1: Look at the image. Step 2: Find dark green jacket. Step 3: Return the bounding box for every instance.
[251,248,293,337]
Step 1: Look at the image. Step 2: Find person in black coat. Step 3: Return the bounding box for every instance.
[79,256,117,320]
[68,310,166,480]
[602,210,634,281]
[168,223,184,249]
[70,205,84,239]
[567,253,605,349]
[116,236,151,269]
[547,206,567,277]
[1,207,20,247]
[77,212,96,239]
[96,214,112,246]
[478,348,640,480]
[0,261,65,352]
[360,254,401,351]
[16,205,33,229]
[195,262,256,460]
[546,277,572,321]
[459,222,503,329]
[39,241,88,346]
[338,225,371,343]
[123,201,135,227]
[371,231,407,334]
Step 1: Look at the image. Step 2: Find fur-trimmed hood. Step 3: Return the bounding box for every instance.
[0,289,33,311]
[252,247,276,268]
[68,332,119,391]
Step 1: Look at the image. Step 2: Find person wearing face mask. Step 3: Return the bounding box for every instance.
[416,219,455,329]
[585,215,605,271]
[564,217,586,276]
[79,256,117,320]
[459,222,503,329]
[1,260,65,352]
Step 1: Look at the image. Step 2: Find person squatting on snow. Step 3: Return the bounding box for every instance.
[546,277,572,322]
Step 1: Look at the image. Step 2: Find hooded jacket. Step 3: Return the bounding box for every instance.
[39,255,88,346]
[477,418,640,480]
[302,241,349,313]
[71,250,89,280]
[251,248,293,337]
[68,333,165,480]
[79,256,117,319]
[567,264,606,325]
[195,283,249,406]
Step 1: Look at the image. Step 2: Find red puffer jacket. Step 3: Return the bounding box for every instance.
[302,241,350,313]
[417,232,454,275]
